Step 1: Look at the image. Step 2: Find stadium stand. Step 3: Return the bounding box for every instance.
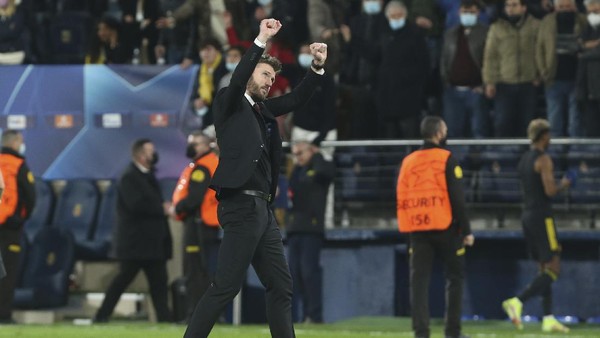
[23,179,55,244]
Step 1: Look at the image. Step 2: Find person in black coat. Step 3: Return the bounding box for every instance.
[369,1,429,139]
[94,138,172,323]
[287,140,334,323]
[183,18,327,338]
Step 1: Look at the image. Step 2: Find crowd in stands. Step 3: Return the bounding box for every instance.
[1,0,600,141]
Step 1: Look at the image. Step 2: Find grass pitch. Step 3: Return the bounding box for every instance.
[1,317,599,337]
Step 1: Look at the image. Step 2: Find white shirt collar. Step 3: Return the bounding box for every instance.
[133,160,150,173]
[244,92,256,107]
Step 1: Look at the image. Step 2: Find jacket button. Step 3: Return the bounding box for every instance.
[253,159,258,162]
[260,144,264,148]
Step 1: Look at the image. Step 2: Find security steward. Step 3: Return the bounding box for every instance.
[172,131,220,322]
[396,116,474,338]
[0,130,36,323]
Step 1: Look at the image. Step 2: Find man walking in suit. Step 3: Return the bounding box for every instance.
[94,138,172,323]
[183,18,327,338]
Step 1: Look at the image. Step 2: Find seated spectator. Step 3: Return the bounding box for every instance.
[86,15,133,64]
[0,0,27,65]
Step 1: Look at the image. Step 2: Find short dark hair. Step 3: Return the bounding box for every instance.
[505,0,526,5]
[227,45,246,55]
[199,37,222,52]
[131,138,151,157]
[460,0,482,9]
[420,116,444,140]
[258,53,282,74]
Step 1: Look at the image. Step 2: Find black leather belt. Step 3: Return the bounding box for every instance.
[241,189,272,202]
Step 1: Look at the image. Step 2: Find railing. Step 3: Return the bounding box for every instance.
[282,138,600,230]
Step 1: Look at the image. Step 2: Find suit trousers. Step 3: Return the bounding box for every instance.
[409,229,465,338]
[95,259,171,322]
[0,227,23,320]
[184,194,294,338]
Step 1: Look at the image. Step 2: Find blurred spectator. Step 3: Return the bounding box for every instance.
[94,139,172,323]
[191,38,227,129]
[536,0,586,137]
[0,0,28,65]
[373,1,429,139]
[247,0,296,46]
[308,0,350,75]
[287,140,335,324]
[86,15,133,64]
[155,0,197,65]
[291,43,337,159]
[339,0,388,139]
[118,0,161,64]
[577,0,600,136]
[407,0,445,115]
[483,0,541,137]
[441,0,491,138]
[439,0,493,29]
[218,44,244,90]
[157,0,249,69]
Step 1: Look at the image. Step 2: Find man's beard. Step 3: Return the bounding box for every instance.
[247,78,267,101]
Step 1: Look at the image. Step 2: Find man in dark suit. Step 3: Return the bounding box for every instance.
[183,18,328,338]
[94,138,172,323]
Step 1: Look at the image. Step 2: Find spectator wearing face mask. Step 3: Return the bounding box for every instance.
[577,0,600,136]
[218,45,245,90]
[191,38,228,129]
[291,43,337,159]
[440,0,491,139]
[339,0,388,139]
[536,0,587,137]
[368,0,429,139]
[483,0,541,137]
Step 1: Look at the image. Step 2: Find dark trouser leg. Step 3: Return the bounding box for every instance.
[95,260,141,320]
[493,84,518,137]
[516,83,536,137]
[183,218,207,319]
[0,228,23,320]
[287,234,304,322]
[184,195,264,338]
[439,230,465,338]
[518,272,554,303]
[584,100,600,137]
[142,260,171,322]
[251,207,295,337]
[410,233,435,338]
[300,234,323,323]
[542,281,553,316]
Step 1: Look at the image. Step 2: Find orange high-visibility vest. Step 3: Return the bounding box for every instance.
[396,148,453,233]
[0,153,25,224]
[172,152,219,226]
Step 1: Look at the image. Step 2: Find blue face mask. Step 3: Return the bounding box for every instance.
[389,18,405,30]
[459,13,477,27]
[225,62,238,72]
[257,0,272,6]
[363,1,381,15]
[298,53,313,69]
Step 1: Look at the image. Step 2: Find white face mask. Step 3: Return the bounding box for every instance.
[18,143,26,155]
[297,53,313,68]
[257,0,272,6]
[588,13,600,27]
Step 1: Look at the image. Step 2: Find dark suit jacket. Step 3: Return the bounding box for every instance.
[113,163,172,260]
[210,42,321,198]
